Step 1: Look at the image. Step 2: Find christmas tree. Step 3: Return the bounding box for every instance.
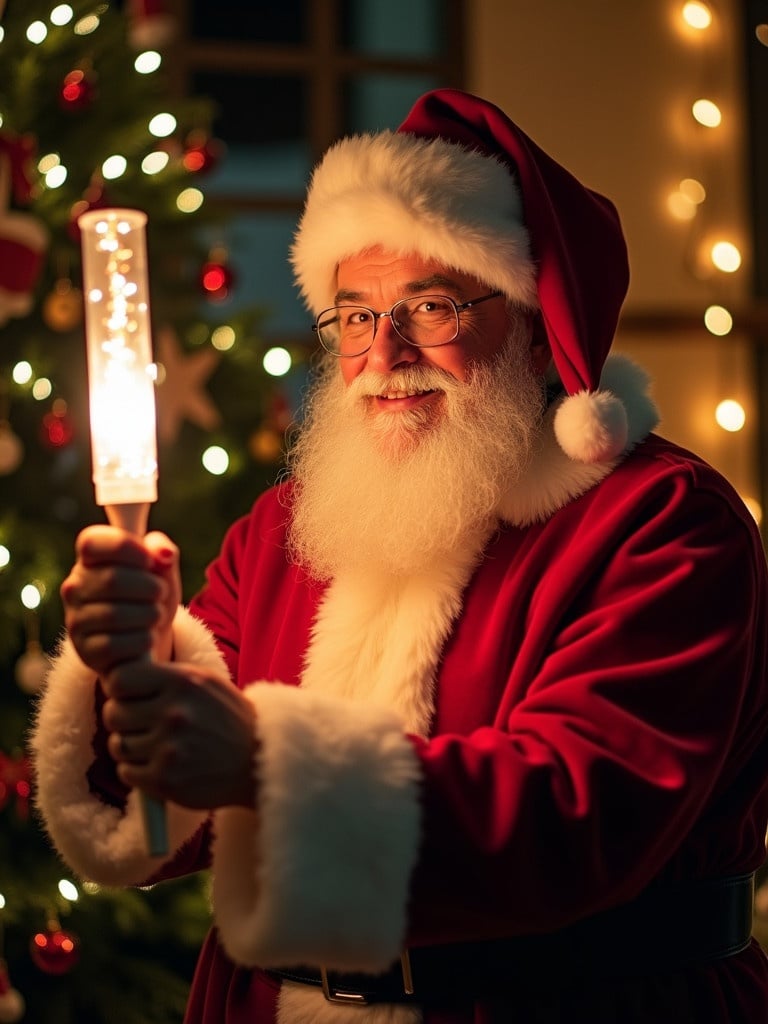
[0,1,294,1020]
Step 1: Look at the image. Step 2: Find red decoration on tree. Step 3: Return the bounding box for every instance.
[200,247,236,303]
[40,400,74,450]
[0,132,49,325]
[182,131,225,175]
[0,751,32,819]
[59,69,96,111]
[30,924,79,975]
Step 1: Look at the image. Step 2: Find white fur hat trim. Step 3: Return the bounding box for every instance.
[291,131,538,316]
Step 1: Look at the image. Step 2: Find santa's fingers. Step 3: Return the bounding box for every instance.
[108,730,153,765]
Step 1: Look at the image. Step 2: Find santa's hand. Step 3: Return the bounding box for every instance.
[102,660,258,810]
[60,525,181,676]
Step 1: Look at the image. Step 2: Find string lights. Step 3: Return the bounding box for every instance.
[668,0,761,524]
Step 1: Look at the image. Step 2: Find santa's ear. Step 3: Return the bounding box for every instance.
[528,312,552,375]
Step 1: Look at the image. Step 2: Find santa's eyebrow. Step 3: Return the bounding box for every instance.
[333,275,463,305]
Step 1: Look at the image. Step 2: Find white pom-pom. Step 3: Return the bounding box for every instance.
[553,389,629,463]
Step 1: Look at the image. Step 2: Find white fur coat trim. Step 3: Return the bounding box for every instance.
[500,354,660,525]
[213,682,421,972]
[31,606,227,885]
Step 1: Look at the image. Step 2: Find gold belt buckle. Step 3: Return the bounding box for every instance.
[320,951,414,1005]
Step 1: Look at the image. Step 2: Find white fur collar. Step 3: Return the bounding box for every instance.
[499,353,659,526]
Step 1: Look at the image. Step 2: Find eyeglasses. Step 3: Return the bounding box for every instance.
[312,291,503,358]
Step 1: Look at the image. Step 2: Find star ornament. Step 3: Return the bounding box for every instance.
[154,325,222,444]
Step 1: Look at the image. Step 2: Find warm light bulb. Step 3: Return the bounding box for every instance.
[12,361,33,385]
[21,583,42,609]
[202,445,229,475]
[679,178,706,204]
[692,99,722,127]
[263,347,292,377]
[50,4,74,25]
[703,305,733,336]
[74,14,99,35]
[148,112,177,138]
[667,191,697,220]
[102,155,127,180]
[0,545,10,568]
[38,152,60,173]
[32,378,53,400]
[135,50,162,74]
[715,399,746,432]
[176,187,204,213]
[682,1,712,29]
[211,325,236,351]
[58,879,79,902]
[27,20,48,43]
[141,151,169,175]
[44,164,67,188]
[711,241,741,273]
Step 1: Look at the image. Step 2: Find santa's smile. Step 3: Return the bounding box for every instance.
[372,388,440,411]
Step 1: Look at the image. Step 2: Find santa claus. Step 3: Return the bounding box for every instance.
[32,90,768,1023]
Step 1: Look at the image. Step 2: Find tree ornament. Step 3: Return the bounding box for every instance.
[0,750,31,818]
[155,325,221,444]
[30,921,79,975]
[59,68,96,111]
[249,426,283,464]
[200,246,236,303]
[0,133,49,325]
[182,130,225,175]
[0,422,23,475]
[127,0,177,49]
[43,278,83,332]
[40,400,74,450]
[15,640,50,695]
[0,959,24,1024]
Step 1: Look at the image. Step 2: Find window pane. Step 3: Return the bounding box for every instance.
[340,0,442,58]
[192,74,307,146]
[203,142,311,199]
[200,213,308,335]
[343,75,442,133]
[189,0,307,44]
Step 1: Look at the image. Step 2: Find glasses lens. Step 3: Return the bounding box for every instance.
[318,306,374,355]
[393,295,458,347]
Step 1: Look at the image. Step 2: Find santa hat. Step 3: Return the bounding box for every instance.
[291,88,631,464]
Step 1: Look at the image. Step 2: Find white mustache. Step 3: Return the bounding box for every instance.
[347,366,461,400]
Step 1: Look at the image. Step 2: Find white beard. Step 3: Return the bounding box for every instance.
[287,326,545,579]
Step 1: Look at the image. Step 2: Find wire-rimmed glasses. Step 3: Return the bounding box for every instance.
[312,291,503,357]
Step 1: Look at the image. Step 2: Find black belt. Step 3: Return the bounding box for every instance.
[269,873,755,1005]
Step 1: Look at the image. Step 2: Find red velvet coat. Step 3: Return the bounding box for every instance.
[32,365,768,1024]
[170,430,768,1023]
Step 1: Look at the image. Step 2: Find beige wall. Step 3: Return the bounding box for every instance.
[467,0,761,518]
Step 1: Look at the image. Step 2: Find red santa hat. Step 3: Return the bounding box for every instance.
[291,89,631,464]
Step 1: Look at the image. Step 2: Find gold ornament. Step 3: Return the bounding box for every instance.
[155,325,221,444]
[42,278,83,332]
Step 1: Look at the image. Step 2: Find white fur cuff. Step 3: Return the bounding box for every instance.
[212,682,422,973]
[31,606,227,885]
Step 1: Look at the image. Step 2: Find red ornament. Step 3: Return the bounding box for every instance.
[0,958,25,1022]
[200,250,235,303]
[30,925,79,975]
[182,132,225,175]
[59,69,96,111]
[40,400,74,449]
[0,751,31,819]
[0,132,49,325]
